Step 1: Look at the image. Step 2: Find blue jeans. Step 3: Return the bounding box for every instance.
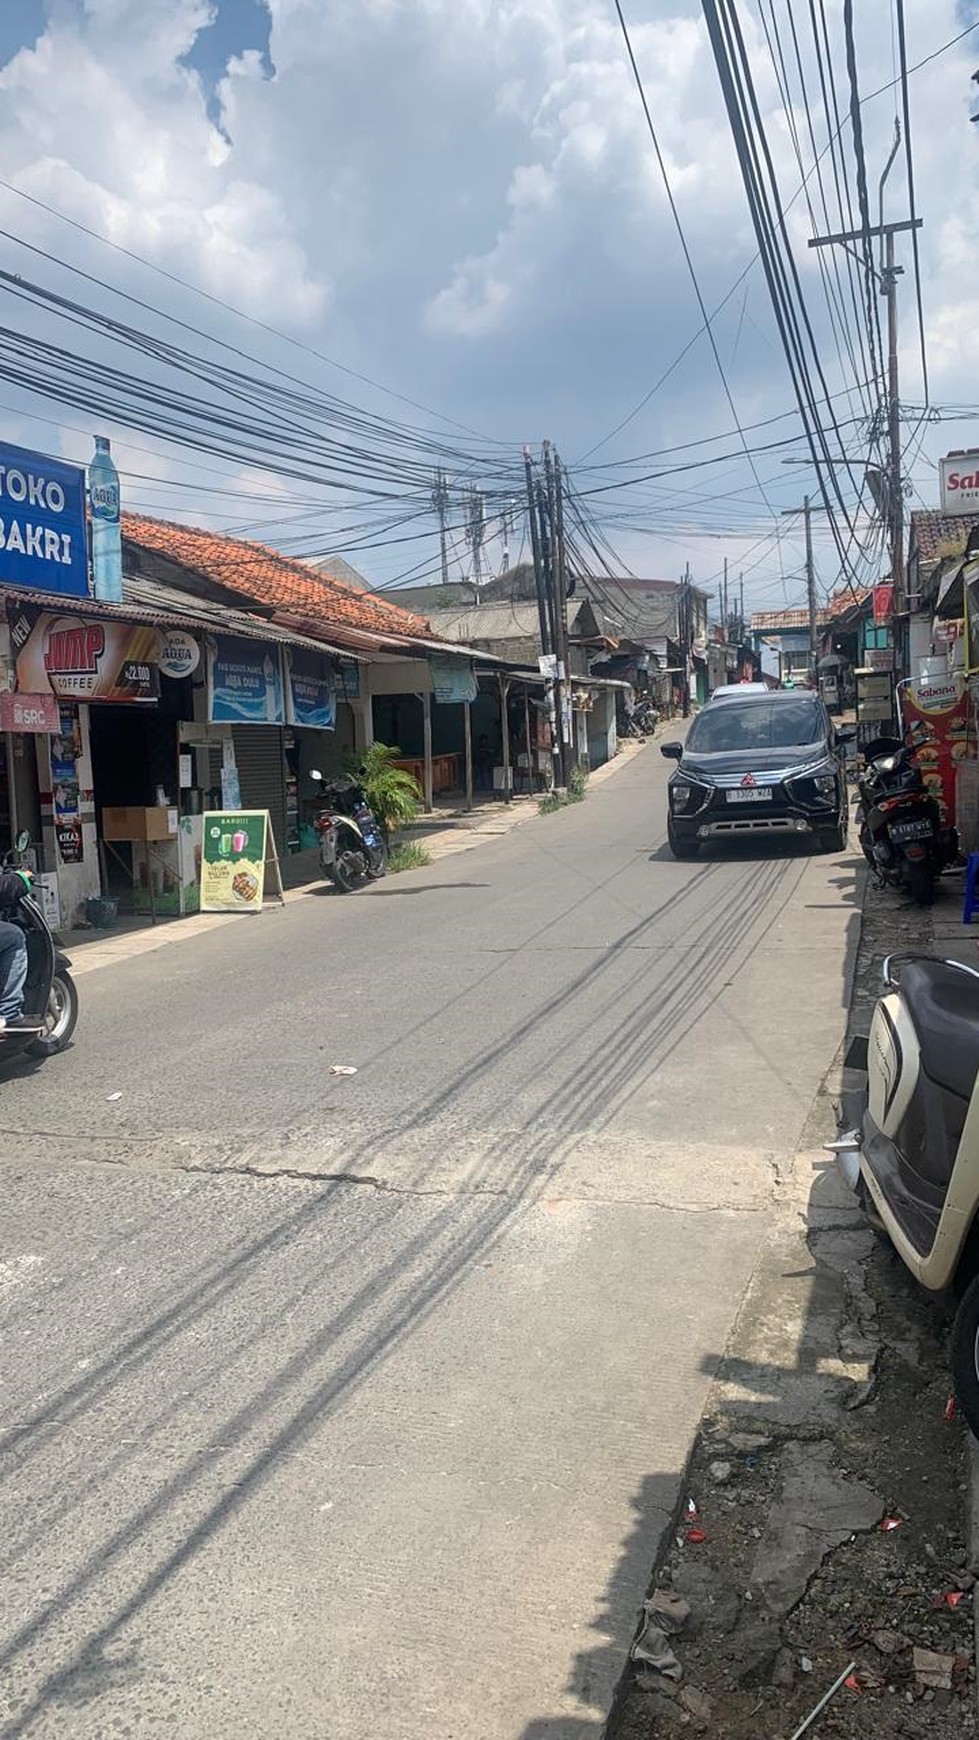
[0,920,27,1021]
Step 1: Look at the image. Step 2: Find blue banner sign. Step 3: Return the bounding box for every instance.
[0,441,88,598]
[430,653,478,704]
[209,635,285,724]
[286,649,336,730]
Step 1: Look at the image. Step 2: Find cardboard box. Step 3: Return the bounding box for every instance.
[102,806,176,842]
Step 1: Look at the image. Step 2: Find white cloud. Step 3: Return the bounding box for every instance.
[0,0,974,598]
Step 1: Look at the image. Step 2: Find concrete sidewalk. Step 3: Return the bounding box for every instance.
[61,740,650,978]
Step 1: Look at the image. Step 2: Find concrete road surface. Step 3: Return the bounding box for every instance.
[0,747,861,1738]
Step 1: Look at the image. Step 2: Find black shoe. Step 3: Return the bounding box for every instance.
[0,1017,40,1034]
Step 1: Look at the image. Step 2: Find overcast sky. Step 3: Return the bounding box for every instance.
[0,0,977,614]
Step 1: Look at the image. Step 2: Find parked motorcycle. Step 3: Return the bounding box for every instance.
[0,831,77,1060]
[311,772,388,893]
[855,731,957,907]
[830,952,979,1434]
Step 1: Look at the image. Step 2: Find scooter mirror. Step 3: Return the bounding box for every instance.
[15,829,30,852]
[309,769,323,782]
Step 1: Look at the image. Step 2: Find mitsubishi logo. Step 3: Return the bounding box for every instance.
[740,773,756,788]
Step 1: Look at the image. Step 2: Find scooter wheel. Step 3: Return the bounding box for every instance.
[950,1272,979,1439]
[28,971,78,1058]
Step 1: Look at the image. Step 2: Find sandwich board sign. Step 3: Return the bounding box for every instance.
[200,810,285,912]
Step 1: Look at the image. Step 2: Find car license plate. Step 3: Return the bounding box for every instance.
[726,787,773,803]
[888,817,932,843]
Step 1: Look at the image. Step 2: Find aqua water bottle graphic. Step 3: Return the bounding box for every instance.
[88,435,123,602]
[263,652,280,721]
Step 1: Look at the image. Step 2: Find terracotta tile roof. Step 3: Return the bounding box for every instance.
[751,608,811,632]
[909,510,979,567]
[751,587,871,634]
[122,514,429,638]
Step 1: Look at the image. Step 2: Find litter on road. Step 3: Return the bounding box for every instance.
[787,1660,857,1740]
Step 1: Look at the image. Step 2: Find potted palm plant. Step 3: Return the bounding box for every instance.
[343,743,421,841]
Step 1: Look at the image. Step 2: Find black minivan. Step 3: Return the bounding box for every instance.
[661,691,851,859]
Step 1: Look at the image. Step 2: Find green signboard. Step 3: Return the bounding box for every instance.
[200,810,269,912]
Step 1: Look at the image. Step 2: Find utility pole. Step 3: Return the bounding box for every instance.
[808,216,921,615]
[464,485,486,600]
[523,446,562,790]
[722,555,729,641]
[544,443,573,778]
[781,497,820,682]
[739,572,745,647]
[679,563,692,716]
[431,468,450,589]
[536,473,568,788]
[500,500,517,575]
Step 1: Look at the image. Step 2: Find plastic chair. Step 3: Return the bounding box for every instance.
[963,853,979,924]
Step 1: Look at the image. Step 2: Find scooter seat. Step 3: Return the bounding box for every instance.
[900,958,979,1101]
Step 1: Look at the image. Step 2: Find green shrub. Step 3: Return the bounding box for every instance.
[387,842,432,873]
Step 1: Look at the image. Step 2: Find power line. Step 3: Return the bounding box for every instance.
[612,0,780,530]
[894,0,930,405]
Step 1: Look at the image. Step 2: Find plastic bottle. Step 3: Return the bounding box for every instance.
[88,435,123,601]
[263,652,280,721]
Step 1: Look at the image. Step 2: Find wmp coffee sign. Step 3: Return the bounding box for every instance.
[9,603,160,702]
[0,441,88,599]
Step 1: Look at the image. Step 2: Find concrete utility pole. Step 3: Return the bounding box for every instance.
[679,563,693,716]
[523,446,562,790]
[464,486,486,600]
[544,443,574,776]
[808,216,922,615]
[781,497,819,681]
[722,556,729,640]
[739,572,745,646]
[431,469,450,589]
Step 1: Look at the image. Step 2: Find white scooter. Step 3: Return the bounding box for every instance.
[831,952,979,1431]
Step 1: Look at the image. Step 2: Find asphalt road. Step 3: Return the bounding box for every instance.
[0,746,861,1739]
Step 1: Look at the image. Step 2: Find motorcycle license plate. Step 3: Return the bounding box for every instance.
[888,818,932,843]
[726,787,772,803]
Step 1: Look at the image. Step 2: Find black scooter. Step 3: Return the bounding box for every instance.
[310,773,388,893]
[855,732,957,906]
[0,832,78,1060]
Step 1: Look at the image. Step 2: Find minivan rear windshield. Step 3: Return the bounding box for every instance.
[685,699,823,753]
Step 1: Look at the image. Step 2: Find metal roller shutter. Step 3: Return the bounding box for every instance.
[231,727,287,860]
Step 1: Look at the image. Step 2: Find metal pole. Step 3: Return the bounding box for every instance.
[524,690,533,794]
[499,674,511,805]
[431,469,450,589]
[5,733,18,849]
[884,227,904,611]
[462,698,473,812]
[421,690,434,813]
[536,473,564,789]
[552,450,576,768]
[803,495,818,681]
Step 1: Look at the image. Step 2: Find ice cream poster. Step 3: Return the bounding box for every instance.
[200,810,269,912]
[208,635,285,725]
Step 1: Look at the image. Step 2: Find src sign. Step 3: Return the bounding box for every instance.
[8,603,160,703]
